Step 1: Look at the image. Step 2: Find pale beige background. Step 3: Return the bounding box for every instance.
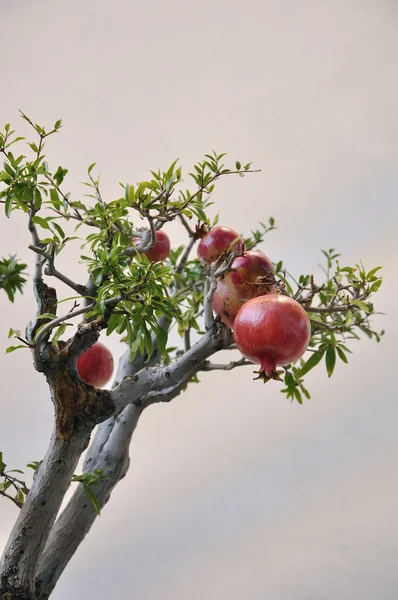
[1,1,398,599]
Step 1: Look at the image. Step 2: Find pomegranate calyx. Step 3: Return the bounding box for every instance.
[253,368,284,383]
[192,222,209,240]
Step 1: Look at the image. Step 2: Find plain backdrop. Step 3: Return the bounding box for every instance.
[1,1,398,599]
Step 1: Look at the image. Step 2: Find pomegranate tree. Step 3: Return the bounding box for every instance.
[197,225,242,263]
[0,118,384,600]
[213,249,275,328]
[76,342,114,388]
[233,294,311,382]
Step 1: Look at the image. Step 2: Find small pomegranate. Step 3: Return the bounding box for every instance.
[225,249,275,299]
[77,342,114,388]
[133,230,170,262]
[212,250,276,328]
[212,279,242,329]
[233,294,311,382]
[197,226,242,264]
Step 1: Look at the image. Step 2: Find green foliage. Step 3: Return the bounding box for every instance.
[0,115,384,403]
[0,255,27,301]
[244,217,276,249]
[278,250,384,401]
[72,469,109,515]
[0,452,30,508]
[0,451,107,515]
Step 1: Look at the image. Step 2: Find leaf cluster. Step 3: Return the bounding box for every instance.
[0,255,27,302]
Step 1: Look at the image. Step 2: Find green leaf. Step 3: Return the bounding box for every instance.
[34,188,42,211]
[51,323,67,346]
[5,345,28,354]
[50,188,61,210]
[0,452,5,472]
[367,266,382,278]
[352,300,370,313]
[8,328,21,338]
[3,162,15,177]
[34,312,57,320]
[31,216,50,230]
[336,346,348,364]
[157,326,168,356]
[26,461,41,471]
[325,346,336,377]
[16,488,25,504]
[82,483,101,515]
[369,280,382,293]
[51,221,65,239]
[5,194,13,218]
[88,162,96,174]
[299,351,324,377]
[294,388,303,404]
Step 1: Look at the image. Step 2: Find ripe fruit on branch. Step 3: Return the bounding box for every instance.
[197,226,242,264]
[76,342,114,388]
[133,230,171,262]
[212,279,242,329]
[233,294,311,382]
[212,249,276,328]
[224,249,275,299]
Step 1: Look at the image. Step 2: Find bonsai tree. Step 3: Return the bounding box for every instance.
[0,114,384,600]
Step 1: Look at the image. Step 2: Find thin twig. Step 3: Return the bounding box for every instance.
[29,245,88,296]
[201,357,253,371]
[176,237,195,275]
[179,214,195,236]
[0,490,22,509]
[184,329,191,352]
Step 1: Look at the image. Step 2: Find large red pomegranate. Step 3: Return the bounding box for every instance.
[77,342,114,388]
[212,250,275,328]
[197,226,242,264]
[233,294,311,382]
[132,230,170,262]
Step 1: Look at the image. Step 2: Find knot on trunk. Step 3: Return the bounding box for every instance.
[45,345,114,440]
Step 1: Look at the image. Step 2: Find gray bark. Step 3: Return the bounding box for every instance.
[1,322,233,599]
[0,425,90,599]
[35,404,142,600]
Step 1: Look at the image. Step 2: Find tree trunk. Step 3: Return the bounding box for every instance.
[0,426,90,600]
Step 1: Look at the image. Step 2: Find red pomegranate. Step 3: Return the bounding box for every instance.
[212,250,275,328]
[77,342,114,388]
[212,279,243,329]
[133,230,170,262]
[233,294,311,382]
[225,249,275,299]
[197,226,242,264]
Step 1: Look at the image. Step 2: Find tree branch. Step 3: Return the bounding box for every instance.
[0,490,23,509]
[29,244,88,296]
[305,303,366,314]
[203,247,244,330]
[25,215,58,351]
[201,357,253,371]
[176,236,195,275]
